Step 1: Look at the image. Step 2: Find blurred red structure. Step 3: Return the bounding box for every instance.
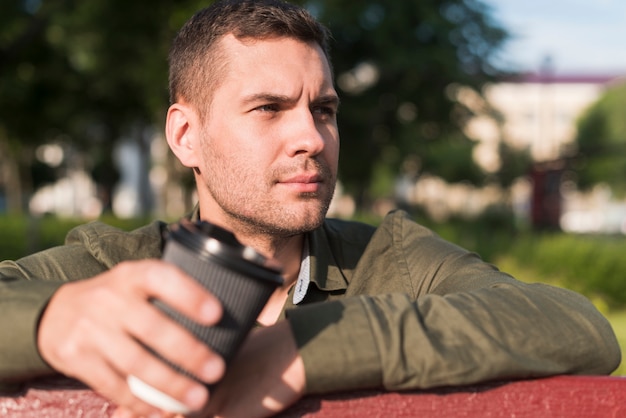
[530,161,566,230]
[1,375,625,417]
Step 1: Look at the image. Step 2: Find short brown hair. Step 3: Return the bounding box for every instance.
[168,0,332,116]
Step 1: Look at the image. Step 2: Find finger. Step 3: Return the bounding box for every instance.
[120,300,225,384]
[118,260,222,325]
[93,261,225,383]
[111,406,137,418]
[73,349,164,418]
[86,315,210,413]
[113,405,179,418]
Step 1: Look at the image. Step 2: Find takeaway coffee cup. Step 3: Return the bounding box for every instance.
[128,219,283,413]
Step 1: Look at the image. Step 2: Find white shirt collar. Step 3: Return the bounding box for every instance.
[292,238,310,304]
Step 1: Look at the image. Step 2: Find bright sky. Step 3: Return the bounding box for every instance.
[487,0,626,75]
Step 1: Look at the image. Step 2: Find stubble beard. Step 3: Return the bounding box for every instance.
[233,187,334,238]
[202,148,336,239]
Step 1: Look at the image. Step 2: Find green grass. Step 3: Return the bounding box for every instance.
[606,310,626,376]
[0,214,150,261]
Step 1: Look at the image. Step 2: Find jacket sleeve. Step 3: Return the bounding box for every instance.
[286,212,621,393]
[0,221,165,382]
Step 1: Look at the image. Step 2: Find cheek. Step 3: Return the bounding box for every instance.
[325,132,340,163]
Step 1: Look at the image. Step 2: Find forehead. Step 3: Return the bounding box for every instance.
[212,34,335,97]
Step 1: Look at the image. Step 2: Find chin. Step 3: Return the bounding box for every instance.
[276,210,327,235]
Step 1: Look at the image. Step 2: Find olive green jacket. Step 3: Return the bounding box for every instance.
[0,210,620,393]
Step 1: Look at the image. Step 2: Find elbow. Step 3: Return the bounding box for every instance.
[573,308,622,375]
[586,333,622,375]
[535,284,622,376]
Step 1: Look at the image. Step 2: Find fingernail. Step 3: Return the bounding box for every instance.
[185,385,208,410]
[201,357,225,382]
[112,408,133,418]
[200,301,220,323]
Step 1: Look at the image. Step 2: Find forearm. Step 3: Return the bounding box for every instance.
[0,278,62,381]
[287,283,621,393]
[0,234,115,382]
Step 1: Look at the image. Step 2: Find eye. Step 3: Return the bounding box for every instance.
[312,105,337,119]
[255,103,279,113]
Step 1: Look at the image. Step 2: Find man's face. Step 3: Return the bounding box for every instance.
[196,34,339,237]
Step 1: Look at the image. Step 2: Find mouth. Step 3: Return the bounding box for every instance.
[277,173,324,193]
[280,173,323,184]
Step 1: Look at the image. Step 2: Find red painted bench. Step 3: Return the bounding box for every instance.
[1,375,625,417]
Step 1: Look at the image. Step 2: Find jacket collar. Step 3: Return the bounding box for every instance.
[307,224,350,292]
[185,204,352,292]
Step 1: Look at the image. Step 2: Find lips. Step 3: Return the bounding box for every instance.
[280,173,323,184]
[277,172,325,194]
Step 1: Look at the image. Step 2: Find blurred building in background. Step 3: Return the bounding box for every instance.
[469,71,626,233]
[484,72,618,162]
[404,69,626,233]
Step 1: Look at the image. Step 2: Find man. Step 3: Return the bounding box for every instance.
[0,0,620,417]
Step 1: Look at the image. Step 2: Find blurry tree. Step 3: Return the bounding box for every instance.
[0,0,204,214]
[297,0,514,206]
[0,1,74,213]
[574,81,626,198]
[1,0,517,215]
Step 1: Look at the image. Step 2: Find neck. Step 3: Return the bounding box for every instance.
[196,200,307,288]
[238,232,304,289]
[236,231,305,327]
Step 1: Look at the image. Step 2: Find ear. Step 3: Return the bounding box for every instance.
[165,102,202,168]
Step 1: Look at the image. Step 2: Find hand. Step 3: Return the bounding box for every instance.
[37,259,226,417]
[203,320,306,418]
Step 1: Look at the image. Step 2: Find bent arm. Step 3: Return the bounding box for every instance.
[0,240,104,382]
[287,281,620,393]
[0,221,165,382]
[287,212,620,393]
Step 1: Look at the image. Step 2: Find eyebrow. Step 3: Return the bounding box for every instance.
[241,93,340,108]
[314,94,341,108]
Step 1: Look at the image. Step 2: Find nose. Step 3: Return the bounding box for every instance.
[284,109,328,158]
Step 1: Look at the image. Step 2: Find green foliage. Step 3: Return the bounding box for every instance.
[575,81,626,197]
[493,233,626,308]
[419,133,484,184]
[0,0,208,212]
[1,0,514,213]
[496,140,533,189]
[0,0,207,141]
[417,208,518,261]
[0,215,29,260]
[300,0,512,204]
[606,309,626,375]
[0,214,148,261]
[421,214,626,308]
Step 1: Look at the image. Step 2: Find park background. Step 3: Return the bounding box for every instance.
[1,1,625,374]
